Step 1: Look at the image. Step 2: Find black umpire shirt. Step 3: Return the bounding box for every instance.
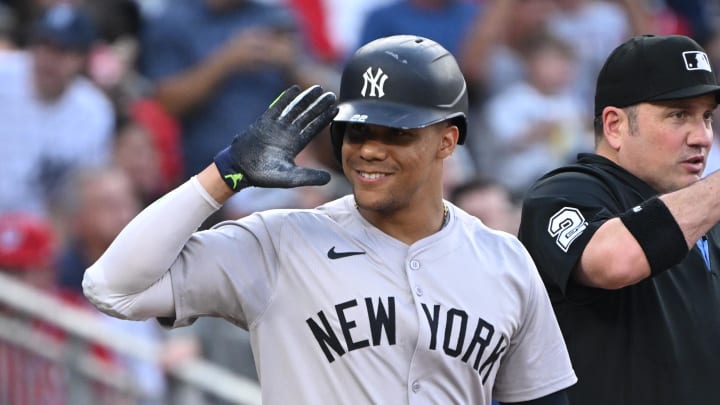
[518,153,720,405]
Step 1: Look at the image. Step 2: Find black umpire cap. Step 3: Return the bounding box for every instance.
[594,34,720,117]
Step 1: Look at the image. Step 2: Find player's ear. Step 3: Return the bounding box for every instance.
[602,107,625,151]
[438,122,458,158]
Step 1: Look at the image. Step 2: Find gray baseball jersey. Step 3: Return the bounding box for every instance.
[165,194,575,404]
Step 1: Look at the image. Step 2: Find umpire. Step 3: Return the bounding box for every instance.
[518,34,720,405]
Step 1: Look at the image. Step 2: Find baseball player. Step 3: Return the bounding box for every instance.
[84,35,576,404]
[518,35,720,405]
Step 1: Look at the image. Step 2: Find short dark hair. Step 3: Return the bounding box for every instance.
[593,105,639,143]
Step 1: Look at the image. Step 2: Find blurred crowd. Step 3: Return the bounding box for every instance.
[0,0,717,403]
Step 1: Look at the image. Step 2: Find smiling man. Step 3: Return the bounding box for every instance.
[518,34,720,405]
[83,35,576,404]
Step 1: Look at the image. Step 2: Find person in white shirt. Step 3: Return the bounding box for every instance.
[0,4,113,215]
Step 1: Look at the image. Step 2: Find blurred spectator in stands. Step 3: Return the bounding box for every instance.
[86,0,150,113]
[0,3,114,215]
[0,213,130,404]
[547,0,636,116]
[127,98,184,190]
[81,0,187,202]
[113,119,161,204]
[356,0,482,59]
[481,31,592,196]
[0,213,68,404]
[0,213,57,290]
[82,0,187,198]
[113,113,179,207]
[449,176,520,235]
[456,0,555,173]
[138,0,330,181]
[50,165,169,402]
[52,166,140,293]
[458,0,556,99]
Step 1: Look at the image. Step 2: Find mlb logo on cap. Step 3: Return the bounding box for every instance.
[683,51,712,72]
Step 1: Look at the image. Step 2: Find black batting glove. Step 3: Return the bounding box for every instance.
[213,85,338,191]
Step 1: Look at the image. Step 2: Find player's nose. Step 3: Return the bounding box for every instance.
[357,137,389,161]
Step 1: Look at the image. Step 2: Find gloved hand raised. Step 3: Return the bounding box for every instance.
[213,85,338,191]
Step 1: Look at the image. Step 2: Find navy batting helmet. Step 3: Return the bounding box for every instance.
[331,35,469,160]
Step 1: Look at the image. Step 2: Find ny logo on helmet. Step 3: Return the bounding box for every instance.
[361,67,388,98]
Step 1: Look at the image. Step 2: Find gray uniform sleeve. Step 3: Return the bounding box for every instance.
[492,245,577,403]
[83,177,222,320]
[167,214,282,329]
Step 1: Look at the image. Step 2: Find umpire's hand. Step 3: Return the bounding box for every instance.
[214,85,338,191]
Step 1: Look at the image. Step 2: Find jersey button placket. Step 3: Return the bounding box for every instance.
[408,259,424,296]
[406,259,424,402]
[411,380,421,393]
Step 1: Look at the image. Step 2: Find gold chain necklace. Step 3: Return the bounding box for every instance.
[354,201,449,225]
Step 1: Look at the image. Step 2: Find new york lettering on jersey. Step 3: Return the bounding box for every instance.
[306,295,506,382]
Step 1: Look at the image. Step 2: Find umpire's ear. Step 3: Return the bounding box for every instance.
[601,106,626,151]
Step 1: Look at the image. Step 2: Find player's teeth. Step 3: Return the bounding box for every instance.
[360,172,384,179]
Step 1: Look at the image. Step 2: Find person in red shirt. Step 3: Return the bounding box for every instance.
[0,213,124,404]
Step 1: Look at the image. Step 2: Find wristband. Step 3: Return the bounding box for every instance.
[619,196,689,275]
[213,146,252,192]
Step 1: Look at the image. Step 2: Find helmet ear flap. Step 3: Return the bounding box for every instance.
[330,122,346,163]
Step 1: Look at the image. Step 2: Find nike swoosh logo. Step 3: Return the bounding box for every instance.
[327,246,366,259]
